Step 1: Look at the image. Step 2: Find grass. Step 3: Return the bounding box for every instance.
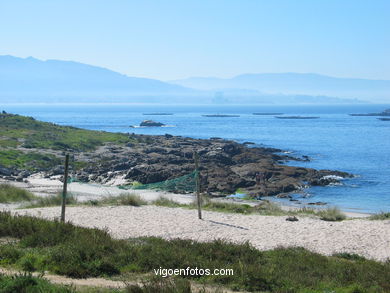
[369,212,390,220]
[317,207,347,221]
[1,212,389,292]
[0,184,36,203]
[0,113,137,152]
[0,273,75,293]
[0,150,62,171]
[152,196,184,208]
[97,193,147,207]
[24,193,78,208]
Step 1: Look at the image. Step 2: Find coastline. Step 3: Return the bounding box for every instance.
[0,177,372,218]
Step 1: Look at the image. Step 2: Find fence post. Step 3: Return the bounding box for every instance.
[194,152,202,220]
[61,154,69,222]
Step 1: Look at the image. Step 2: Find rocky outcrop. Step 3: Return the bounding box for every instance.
[66,135,351,196]
[139,120,165,127]
[2,134,352,197]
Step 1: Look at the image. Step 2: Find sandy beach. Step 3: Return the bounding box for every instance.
[2,178,389,262]
[12,205,390,262]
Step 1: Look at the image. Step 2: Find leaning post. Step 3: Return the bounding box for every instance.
[194,151,202,220]
[60,153,70,222]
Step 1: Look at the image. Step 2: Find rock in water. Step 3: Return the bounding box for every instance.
[140,120,165,127]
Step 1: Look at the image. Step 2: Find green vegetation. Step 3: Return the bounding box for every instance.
[96,193,147,207]
[0,212,389,292]
[0,273,75,293]
[317,207,347,221]
[0,150,62,171]
[24,193,77,209]
[0,113,136,152]
[369,212,390,220]
[0,184,36,203]
[152,196,184,208]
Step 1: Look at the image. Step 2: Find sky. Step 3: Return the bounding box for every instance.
[0,0,389,81]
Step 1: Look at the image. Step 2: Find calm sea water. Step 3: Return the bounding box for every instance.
[2,103,390,213]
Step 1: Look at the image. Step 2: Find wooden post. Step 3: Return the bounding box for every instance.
[194,152,202,220]
[61,154,69,222]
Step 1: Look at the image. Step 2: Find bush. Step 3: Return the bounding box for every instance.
[369,212,390,220]
[125,277,193,293]
[24,193,77,208]
[0,184,36,203]
[318,207,346,221]
[0,273,75,293]
[152,196,183,208]
[99,193,147,207]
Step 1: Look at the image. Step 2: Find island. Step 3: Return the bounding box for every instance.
[139,120,165,127]
[349,108,390,116]
[275,116,320,119]
[202,114,240,117]
[253,112,283,115]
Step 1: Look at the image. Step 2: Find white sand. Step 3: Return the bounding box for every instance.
[13,205,390,262]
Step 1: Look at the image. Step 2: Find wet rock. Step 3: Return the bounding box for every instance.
[140,120,165,127]
[286,216,299,222]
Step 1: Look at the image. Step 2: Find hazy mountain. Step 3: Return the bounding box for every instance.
[0,55,193,102]
[0,55,367,104]
[170,73,390,102]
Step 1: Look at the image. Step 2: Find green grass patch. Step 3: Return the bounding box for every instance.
[0,150,62,171]
[317,207,347,221]
[0,184,36,203]
[1,212,389,292]
[90,193,147,207]
[0,273,75,293]
[23,193,78,209]
[0,113,137,152]
[369,212,390,220]
[152,196,185,208]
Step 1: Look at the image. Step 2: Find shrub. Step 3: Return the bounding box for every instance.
[318,207,346,221]
[152,196,183,208]
[369,212,390,220]
[24,193,77,208]
[0,273,75,293]
[125,277,193,293]
[0,184,36,203]
[99,193,147,206]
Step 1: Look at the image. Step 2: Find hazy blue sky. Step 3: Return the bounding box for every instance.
[0,0,389,80]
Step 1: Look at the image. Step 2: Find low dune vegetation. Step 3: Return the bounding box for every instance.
[0,184,36,203]
[0,212,389,292]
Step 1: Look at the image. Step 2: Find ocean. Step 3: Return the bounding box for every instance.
[2,103,390,214]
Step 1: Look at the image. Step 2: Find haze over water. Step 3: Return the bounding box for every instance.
[3,103,389,214]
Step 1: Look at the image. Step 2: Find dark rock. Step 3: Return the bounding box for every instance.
[308,202,327,205]
[140,120,165,127]
[286,216,299,222]
[0,166,13,176]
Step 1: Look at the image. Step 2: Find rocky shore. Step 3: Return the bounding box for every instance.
[1,133,351,197]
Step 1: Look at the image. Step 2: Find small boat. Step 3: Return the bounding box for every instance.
[275,116,320,119]
[202,114,240,117]
[253,112,283,115]
[377,118,390,121]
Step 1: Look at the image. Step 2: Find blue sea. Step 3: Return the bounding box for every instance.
[2,103,390,214]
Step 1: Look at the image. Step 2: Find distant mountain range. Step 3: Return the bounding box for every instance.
[170,73,390,103]
[1,55,387,104]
